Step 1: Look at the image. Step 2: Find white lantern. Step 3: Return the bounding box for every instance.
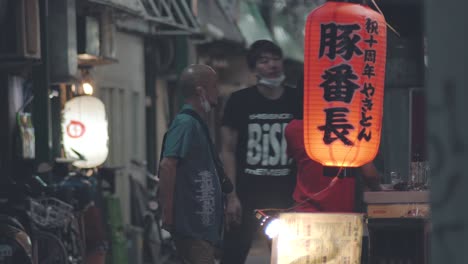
[62,95,109,168]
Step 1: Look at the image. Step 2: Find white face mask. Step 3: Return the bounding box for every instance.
[258,74,286,88]
[200,95,212,113]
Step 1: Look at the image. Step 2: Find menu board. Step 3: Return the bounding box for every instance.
[271,213,364,264]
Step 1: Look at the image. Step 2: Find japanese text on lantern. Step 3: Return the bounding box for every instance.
[359,18,379,142]
[318,22,362,146]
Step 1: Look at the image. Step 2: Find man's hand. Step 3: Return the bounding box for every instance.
[225,193,242,231]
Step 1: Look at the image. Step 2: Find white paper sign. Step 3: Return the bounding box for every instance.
[271,213,363,264]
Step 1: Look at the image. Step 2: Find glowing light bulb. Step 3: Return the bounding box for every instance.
[83,82,94,95]
[265,218,282,239]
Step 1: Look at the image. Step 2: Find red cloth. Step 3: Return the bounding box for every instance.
[285,120,356,213]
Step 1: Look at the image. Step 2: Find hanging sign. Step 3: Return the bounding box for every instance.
[304,1,387,167]
[271,213,364,264]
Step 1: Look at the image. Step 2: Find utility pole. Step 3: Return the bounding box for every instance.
[33,0,52,163]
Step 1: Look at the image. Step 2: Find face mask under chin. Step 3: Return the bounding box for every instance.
[200,95,212,113]
[258,74,286,88]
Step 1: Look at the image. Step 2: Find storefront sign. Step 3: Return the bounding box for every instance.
[304,1,387,167]
[271,213,363,264]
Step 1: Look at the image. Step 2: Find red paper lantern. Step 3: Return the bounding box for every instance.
[304,0,386,167]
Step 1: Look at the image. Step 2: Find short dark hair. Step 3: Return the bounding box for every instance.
[246,40,283,70]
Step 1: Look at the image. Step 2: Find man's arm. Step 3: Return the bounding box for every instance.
[159,157,179,230]
[221,126,238,194]
[221,126,242,228]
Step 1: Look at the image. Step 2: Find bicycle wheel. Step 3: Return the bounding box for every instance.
[62,215,86,264]
[143,214,162,263]
[34,230,68,264]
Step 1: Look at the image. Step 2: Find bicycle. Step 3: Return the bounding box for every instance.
[0,176,72,264]
[29,196,73,264]
[50,163,102,264]
[130,159,181,264]
[33,160,98,264]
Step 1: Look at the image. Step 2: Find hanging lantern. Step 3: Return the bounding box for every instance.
[304,0,387,167]
[62,95,109,168]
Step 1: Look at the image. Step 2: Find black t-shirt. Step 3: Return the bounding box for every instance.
[222,85,298,209]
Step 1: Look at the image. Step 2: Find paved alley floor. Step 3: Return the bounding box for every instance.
[245,233,271,264]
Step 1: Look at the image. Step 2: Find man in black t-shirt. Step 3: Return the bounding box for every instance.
[221,40,298,264]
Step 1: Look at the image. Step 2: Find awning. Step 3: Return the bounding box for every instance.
[140,0,200,34]
[195,0,244,44]
[271,13,304,62]
[237,1,273,47]
[269,1,323,62]
[89,0,201,35]
[87,0,145,15]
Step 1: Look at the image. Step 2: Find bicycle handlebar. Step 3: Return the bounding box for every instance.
[130,159,159,182]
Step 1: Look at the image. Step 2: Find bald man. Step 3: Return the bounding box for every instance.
[159,64,222,263]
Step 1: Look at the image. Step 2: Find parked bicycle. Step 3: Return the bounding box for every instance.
[130,159,181,264]
[0,155,103,264]
[0,175,72,264]
[52,169,95,264]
